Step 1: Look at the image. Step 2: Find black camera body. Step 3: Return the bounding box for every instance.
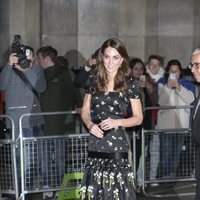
[11,35,31,69]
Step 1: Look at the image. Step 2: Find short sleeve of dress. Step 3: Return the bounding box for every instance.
[127,79,140,99]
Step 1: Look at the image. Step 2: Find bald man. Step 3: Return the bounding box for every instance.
[190,48,200,200]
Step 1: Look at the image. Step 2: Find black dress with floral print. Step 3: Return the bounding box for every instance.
[81,78,140,200]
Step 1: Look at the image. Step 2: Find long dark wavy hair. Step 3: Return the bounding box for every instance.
[164,59,183,79]
[92,38,131,92]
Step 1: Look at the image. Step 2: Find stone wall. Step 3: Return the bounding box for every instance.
[0,0,200,68]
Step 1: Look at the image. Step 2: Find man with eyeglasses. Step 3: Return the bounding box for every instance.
[190,48,200,200]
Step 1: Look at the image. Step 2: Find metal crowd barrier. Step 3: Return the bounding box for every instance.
[0,111,137,200]
[140,105,197,198]
[0,115,18,200]
[19,111,86,200]
[0,111,86,200]
[0,107,198,199]
[20,133,89,200]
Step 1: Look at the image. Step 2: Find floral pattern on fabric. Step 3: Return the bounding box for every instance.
[80,158,137,200]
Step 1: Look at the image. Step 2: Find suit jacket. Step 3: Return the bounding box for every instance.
[191,94,200,179]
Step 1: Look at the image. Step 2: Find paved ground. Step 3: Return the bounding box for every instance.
[30,181,196,200]
[1,181,195,199]
[137,181,196,200]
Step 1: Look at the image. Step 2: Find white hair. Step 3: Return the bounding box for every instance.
[192,48,200,55]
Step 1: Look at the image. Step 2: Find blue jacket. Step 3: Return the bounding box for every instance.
[157,77,195,95]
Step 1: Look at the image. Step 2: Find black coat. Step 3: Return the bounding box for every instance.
[191,94,200,179]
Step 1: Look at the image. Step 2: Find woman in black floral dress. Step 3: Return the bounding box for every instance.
[80,38,143,200]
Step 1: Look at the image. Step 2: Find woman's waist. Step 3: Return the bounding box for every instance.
[92,117,124,124]
[88,151,128,160]
[92,118,124,129]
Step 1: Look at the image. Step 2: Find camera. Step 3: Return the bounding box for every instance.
[11,35,31,69]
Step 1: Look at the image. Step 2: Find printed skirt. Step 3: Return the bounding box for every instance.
[80,151,137,200]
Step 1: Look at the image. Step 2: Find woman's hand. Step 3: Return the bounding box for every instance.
[87,122,104,138]
[167,79,180,90]
[138,79,145,88]
[100,118,119,130]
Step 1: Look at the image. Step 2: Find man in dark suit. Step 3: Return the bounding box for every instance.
[190,48,200,200]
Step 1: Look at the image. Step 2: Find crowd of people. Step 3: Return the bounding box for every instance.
[0,37,200,200]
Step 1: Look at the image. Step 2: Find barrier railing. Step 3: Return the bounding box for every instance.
[0,115,18,199]
[140,105,196,198]
[0,107,197,199]
[19,111,84,200]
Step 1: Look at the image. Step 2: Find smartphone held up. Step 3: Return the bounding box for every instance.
[139,75,146,87]
[169,73,177,81]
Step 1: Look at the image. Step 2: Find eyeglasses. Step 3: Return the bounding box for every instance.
[188,62,200,70]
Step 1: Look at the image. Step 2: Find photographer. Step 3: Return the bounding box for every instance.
[0,42,46,200]
[0,47,46,132]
